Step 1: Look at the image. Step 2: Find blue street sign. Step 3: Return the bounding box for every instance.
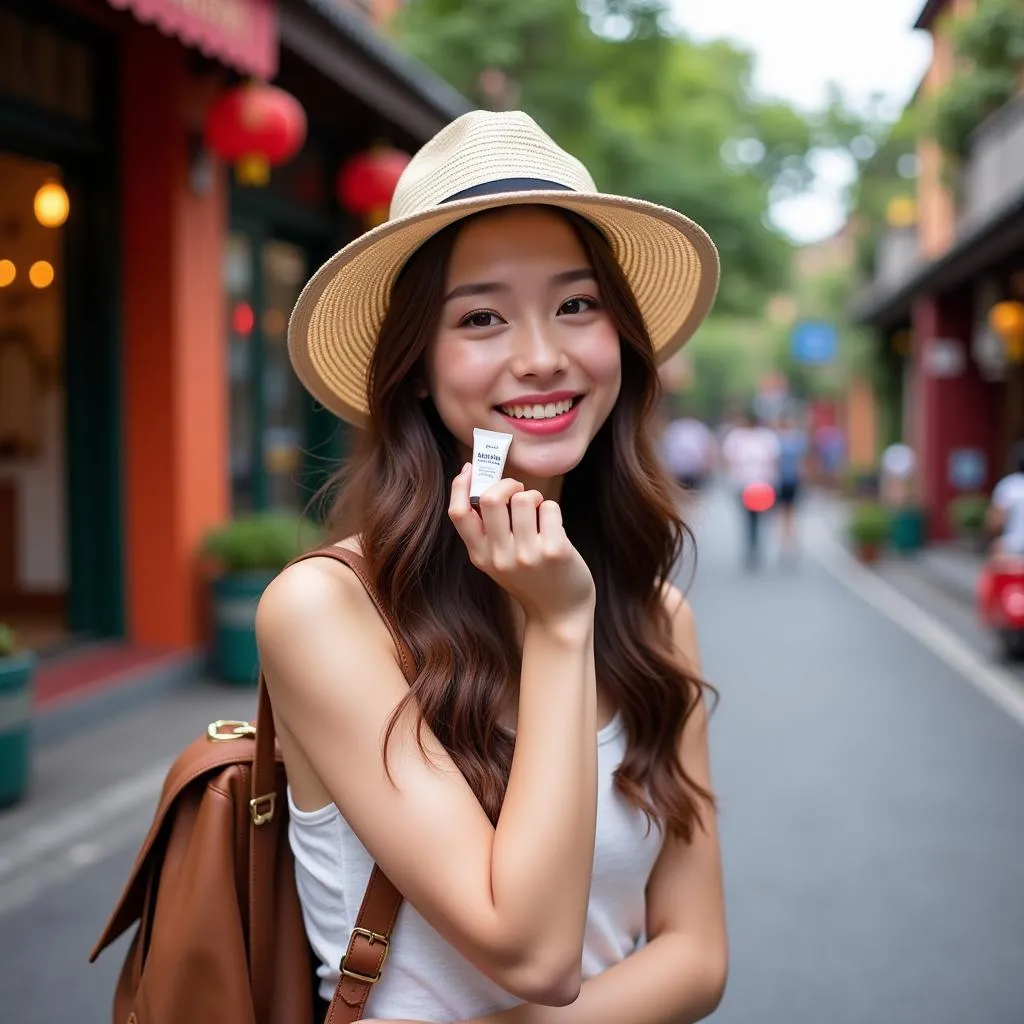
[792,321,839,365]
[948,448,986,492]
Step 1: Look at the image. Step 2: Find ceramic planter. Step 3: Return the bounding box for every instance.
[210,572,276,685]
[0,651,35,806]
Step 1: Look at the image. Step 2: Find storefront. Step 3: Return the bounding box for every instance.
[224,0,471,517]
[0,0,468,655]
[854,202,1023,540]
[0,1,122,649]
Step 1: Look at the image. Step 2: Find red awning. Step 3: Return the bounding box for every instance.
[107,0,278,80]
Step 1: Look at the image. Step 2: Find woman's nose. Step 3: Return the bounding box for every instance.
[510,321,567,378]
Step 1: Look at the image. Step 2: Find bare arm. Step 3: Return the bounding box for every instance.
[257,479,598,1006]
[453,590,727,1024]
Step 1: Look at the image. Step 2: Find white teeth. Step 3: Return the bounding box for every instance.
[500,398,575,420]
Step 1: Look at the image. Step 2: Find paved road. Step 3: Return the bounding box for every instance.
[689,488,1024,1023]
[1,489,1023,1023]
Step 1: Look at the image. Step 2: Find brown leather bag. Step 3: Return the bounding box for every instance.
[91,548,409,1024]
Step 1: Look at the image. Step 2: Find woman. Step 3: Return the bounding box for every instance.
[256,110,727,1024]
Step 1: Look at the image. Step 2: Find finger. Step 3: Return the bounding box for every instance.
[477,478,524,548]
[449,464,485,554]
[538,499,565,549]
[510,490,544,545]
[448,462,474,517]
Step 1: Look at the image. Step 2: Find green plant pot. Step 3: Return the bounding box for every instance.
[0,651,35,807]
[890,507,925,554]
[210,572,276,685]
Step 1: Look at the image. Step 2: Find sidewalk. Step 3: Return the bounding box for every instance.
[913,544,983,607]
[807,489,983,609]
[31,643,203,748]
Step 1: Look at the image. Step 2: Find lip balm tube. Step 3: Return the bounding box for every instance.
[470,428,513,507]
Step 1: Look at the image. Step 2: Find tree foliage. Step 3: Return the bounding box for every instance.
[930,0,1024,159]
[394,0,815,314]
[813,86,920,279]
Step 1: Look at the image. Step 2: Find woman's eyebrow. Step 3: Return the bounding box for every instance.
[443,268,595,303]
[550,268,595,286]
[444,281,508,302]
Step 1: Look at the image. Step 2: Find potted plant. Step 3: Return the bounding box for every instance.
[0,623,34,806]
[848,501,891,563]
[947,493,989,552]
[201,514,324,684]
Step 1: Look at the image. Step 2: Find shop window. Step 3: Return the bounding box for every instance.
[224,232,309,514]
[225,232,255,512]
[0,150,69,635]
[0,8,95,124]
[262,240,307,512]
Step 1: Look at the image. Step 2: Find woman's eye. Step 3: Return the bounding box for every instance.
[558,296,599,316]
[459,310,504,328]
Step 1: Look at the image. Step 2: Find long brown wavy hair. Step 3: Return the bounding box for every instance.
[324,205,715,842]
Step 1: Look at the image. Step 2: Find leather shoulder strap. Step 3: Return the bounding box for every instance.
[250,544,409,1023]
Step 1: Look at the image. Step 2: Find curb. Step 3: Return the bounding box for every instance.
[33,651,205,747]
[916,565,976,608]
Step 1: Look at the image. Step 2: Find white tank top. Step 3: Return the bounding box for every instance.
[288,712,664,1020]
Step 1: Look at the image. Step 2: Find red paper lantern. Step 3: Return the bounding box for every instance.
[337,147,411,226]
[205,83,307,187]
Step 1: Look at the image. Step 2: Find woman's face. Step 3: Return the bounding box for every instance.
[425,207,622,494]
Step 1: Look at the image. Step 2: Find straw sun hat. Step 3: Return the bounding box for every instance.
[288,109,720,426]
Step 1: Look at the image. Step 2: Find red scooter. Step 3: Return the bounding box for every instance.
[978,556,1024,660]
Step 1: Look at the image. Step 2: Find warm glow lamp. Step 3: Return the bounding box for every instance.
[29,261,54,288]
[988,301,1024,363]
[34,182,69,228]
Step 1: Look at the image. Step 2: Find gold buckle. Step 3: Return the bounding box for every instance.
[207,719,257,742]
[339,927,390,984]
[249,793,276,825]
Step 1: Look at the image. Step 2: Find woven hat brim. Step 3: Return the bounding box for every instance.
[288,190,720,426]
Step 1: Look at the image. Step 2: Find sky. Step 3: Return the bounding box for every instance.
[666,0,933,244]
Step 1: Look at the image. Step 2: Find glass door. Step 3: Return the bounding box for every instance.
[261,240,308,511]
[0,151,68,648]
[224,228,317,515]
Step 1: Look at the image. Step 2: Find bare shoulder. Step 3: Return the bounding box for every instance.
[255,535,387,678]
[258,537,360,622]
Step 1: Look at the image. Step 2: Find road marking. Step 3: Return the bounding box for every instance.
[808,523,1024,731]
[0,810,153,918]
[0,761,167,886]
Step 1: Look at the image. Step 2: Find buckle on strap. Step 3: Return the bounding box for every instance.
[207,719,257,741]
[339,926,390,985]
[249,793,276,825]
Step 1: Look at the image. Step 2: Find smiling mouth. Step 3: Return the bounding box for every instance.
[495,395,584,421]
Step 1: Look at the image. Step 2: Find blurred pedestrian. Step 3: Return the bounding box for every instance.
[987,441,1024,558]
[814,422,845,487]
[258,110,726,1022]
[661,408,716,493]
[721,407,780,570]
[775,411,809,561]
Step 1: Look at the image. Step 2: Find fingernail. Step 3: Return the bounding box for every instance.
[462,462,471,474]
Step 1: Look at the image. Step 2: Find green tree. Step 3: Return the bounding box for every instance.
[814,85,920,279]
[395,0,815,314]
[929,0,1024,159]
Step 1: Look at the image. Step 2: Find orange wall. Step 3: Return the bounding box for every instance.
[845,377,878,467]
[122,26,229,648]
[916,0,976,259]
[917,14,955,258]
